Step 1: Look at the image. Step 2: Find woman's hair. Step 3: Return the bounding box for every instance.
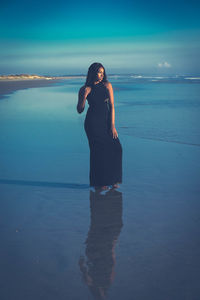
[85,62,108,87]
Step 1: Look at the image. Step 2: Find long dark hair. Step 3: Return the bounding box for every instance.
[85,62,108,87]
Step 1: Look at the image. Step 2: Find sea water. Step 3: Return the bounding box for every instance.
[0,76,200,300]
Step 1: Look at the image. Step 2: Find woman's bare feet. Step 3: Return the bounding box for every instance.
[95,186,109,191]
[111,183,119,189]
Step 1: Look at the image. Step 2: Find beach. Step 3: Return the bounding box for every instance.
[0,76,200,300]
[0,77,63,100]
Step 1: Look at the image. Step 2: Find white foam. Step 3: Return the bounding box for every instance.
[130,75,143,78]
[184,77,200,80]
[131,76,168,79]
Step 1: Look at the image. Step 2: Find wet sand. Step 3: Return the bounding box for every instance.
[0,78,199,300]
[0,79,61,100]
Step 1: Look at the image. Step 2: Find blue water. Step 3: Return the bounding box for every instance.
[0,76,200,300]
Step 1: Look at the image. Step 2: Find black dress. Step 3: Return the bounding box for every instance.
[84,81,122,187]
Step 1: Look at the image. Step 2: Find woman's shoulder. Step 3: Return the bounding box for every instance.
[103,81,112,89]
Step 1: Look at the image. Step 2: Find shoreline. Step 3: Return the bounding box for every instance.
[0,78,62,100]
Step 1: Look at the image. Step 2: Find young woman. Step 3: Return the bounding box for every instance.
[77,62,122,191]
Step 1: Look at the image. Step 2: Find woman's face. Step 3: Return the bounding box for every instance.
[96,67,104,82]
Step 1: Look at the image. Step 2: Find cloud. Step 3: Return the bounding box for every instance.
[158,61,171,68]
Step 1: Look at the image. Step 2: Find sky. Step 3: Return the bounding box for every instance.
[0,0,200,75]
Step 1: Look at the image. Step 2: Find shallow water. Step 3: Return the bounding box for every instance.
[0,77,200,300]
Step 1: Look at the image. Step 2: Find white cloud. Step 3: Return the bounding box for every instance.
[158,61,171,68]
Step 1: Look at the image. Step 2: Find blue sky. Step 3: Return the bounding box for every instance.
[0,0,200,75]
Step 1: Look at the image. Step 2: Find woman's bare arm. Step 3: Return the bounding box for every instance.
[106,82,118,139]
[77,86,91,114]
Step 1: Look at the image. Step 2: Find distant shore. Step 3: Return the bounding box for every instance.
[0,74,86,81]
[0,74,85,100]
[0,78,62,100]
[0,74,57,81]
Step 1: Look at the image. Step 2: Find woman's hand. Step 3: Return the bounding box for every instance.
[111,125,118,139]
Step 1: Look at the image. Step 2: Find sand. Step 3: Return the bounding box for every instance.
[0,79,61,100]
[0,77,199,300]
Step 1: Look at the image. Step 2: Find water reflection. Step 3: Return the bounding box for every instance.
[79,189,123,299]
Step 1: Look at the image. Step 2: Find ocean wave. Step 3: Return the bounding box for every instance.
[130,75,181,80]
[184,77,200,80]
[108,74,200,82]
[130,75,143,78]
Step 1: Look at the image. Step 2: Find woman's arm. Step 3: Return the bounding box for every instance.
[106,82,118,139]
[77,86,91,114]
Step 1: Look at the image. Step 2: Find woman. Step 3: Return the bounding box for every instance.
[77,62,122,191]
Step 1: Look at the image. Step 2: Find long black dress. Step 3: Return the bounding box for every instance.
[84,81,122,187]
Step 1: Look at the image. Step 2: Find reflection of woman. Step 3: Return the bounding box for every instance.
[77,62,122,191]
[79,189,123,299]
